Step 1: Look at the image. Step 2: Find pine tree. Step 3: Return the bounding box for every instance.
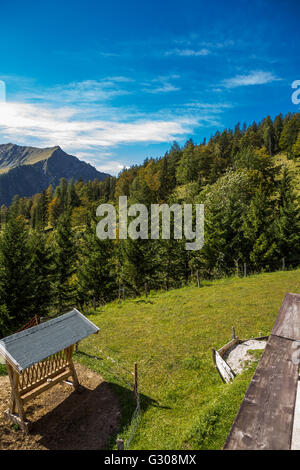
[54,212,76,314]
[242,187,278,271]
[121,239,157,295]
[273,113,283,153]
[77,220,115,307]
[262,116,276,155]
[292,132,300,158]
[29,230,55,317]
[48,196,62,227]
[176,140,197,184]
[279,114,300,158]
[0,283,10,338]
[0,216,35,332]
[67,178,80,209]
[274,167,300,266]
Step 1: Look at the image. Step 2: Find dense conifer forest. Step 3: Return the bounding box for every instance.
[0,112,299,336]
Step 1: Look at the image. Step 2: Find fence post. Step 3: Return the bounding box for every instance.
[144,282,148,298]
[196,270,200,288]
[232,326,235,340]
[117,439,124,450]
[244,263,247,277]
[235,259,239,277]
[282,257,285,271]
[133,362,138,402]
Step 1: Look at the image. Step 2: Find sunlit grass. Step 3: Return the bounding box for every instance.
[75,269,300,449]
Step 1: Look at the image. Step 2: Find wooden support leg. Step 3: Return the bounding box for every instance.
[9,392,16,414]
[65,345,80,391]
[69,360,80,391]
[5,363,31,433]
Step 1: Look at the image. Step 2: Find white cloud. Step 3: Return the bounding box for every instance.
[142,74,181,94]
[23,79,132,105]
[77,154,126,175]
[143,83,180,94]
[165,48,210,57]
[0,101,193,153]
[96,161,127,175]
[0,77,231,172]
[222,70,281,88]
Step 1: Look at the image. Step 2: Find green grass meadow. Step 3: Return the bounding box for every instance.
[75,269,300,450]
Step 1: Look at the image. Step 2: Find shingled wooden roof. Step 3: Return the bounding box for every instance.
[0,309,99,373]
[224,293,300,450]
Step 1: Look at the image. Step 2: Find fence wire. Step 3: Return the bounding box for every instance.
[77,344,142,449]
[125,391,141,450]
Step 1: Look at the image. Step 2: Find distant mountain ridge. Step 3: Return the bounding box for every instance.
[0,143,110,206]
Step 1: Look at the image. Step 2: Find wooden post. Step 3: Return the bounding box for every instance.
[282,257,285,271]
[117,439,124,450]
[67,345,79,391]
[144,282,148,298]
[196,270,200,288]
[244,263,247,277]
[232,327,235,340]
[5,362,31,433]
[133,362,138,402]
[235,259,239,277]
[122,287,125,302]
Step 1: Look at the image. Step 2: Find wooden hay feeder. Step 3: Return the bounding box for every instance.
[0,309,99,433]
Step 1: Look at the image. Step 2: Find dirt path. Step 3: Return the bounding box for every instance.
[0,363,121,450]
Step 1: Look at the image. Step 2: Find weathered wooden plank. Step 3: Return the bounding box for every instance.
[271,293,300,341]
[224,335,299,450]
[218,337,240,357]
[291,381,300,449]
[212,348,235,384]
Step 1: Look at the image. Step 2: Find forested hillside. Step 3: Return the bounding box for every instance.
[0,112,299,335]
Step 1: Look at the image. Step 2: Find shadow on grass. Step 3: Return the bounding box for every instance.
[74,351,171,448]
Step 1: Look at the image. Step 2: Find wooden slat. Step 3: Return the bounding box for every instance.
[224,335,299,450]
[21,369,72,403]
[271,293,300,341]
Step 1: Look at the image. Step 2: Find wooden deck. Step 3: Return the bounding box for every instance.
[224,293,300,450]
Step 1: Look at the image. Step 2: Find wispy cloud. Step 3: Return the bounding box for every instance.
[17,79,133,105]
[142,75,181,94]
[165,48,210,57]
[222,70,281,88]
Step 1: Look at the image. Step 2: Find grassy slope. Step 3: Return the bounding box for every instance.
[75,270,299,449]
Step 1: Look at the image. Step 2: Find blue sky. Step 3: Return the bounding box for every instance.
[0,0,299,174]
